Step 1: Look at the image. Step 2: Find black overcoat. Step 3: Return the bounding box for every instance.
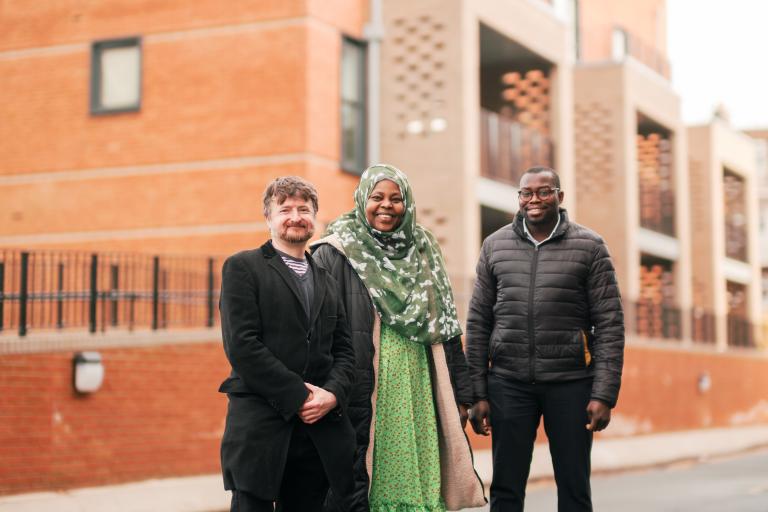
[218,240,356,500]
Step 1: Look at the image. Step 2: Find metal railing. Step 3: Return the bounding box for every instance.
[690,307,717,345]
[633,300,682,341]
[617,26,671,79]
[0,249,223,337]
[727,315,755,348]
[480,109,554,186]
[628,300,757,348]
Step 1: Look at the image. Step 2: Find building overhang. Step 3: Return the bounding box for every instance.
[637,228,679,261]
[723,257,753,284]
[477,177,518,214]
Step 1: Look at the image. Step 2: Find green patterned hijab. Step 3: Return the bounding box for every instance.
[325,164,462,345]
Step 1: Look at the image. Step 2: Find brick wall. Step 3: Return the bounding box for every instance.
[2,339,768,494]
[0,1,364,255]
[467,343,768,450]
[0,341,228,495]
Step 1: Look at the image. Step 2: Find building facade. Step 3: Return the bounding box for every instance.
[0,1,368,254]
[1,0,768,496]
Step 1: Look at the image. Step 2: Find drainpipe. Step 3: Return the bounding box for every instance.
[364,0,383,164]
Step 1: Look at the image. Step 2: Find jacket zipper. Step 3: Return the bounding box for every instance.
[528,245,539,383]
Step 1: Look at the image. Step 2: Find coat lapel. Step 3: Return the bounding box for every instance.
[308,256,326,330]
[264,243,309,330]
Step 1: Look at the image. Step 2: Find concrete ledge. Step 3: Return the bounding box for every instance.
[0,475,230,512]
[0,328,220,355]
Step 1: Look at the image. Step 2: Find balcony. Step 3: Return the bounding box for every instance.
[614,25,671,79]
[637,132,675,236]
[723,170,748,262]
[479,24,554,186]
[726,280,754,347]
[634,300,682,340]
[480,109,553,186]
[636,258,680,339]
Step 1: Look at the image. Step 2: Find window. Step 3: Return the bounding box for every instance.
[340,37,367,174]
[90,37,142,114]
[611,27,628,61]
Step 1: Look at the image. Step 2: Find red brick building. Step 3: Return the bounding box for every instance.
[1,0,767,496]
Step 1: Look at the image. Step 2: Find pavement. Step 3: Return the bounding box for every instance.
[2,425,768,512]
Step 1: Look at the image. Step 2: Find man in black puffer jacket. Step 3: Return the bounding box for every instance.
[466,166,624,512]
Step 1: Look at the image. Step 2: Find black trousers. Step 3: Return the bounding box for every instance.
[230,423,329,512]
[488,372,593,512]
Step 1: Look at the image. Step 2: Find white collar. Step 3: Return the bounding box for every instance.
[523,214,561,247]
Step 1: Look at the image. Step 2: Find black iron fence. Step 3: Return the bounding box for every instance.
[0,249,224,337]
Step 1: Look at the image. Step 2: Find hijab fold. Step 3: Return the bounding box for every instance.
[325,164,462,345]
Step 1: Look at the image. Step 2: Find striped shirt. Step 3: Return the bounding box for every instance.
[280,254,309,276]
[275,249,313,319]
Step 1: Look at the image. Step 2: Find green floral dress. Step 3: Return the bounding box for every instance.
[369,324,446,512]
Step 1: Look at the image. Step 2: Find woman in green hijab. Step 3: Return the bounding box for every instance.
[313,164,486,511]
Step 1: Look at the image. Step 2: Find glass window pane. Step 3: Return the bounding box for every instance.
[100,45,140,109]
[341,103,362,166]
[341,41,362,102]
[340,37,366,173]
[611,28,628,61]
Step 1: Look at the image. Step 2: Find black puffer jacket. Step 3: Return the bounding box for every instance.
[312,240,474,511]
[466,209,624,407]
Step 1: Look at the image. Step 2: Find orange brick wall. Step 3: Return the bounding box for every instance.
[0,1,308,51]
[0,341,229,495]
[3,341,768,495]
[467,344,768,450]
[577,0,667,62]
[0,1,365,255]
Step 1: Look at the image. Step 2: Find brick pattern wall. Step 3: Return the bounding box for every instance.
[2,340,768,493]
[468,344,768,449]
[688,157,712,310]
[500,69,551,136]
[387,13,449,139]
[574,101,614,199]
[0,341,228,495]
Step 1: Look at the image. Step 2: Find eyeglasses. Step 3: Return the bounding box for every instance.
[518,187,560,201]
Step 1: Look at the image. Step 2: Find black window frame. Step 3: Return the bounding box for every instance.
[90,36,143,115]
[340,36,368,175]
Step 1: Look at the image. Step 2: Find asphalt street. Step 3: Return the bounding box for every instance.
[468,447,768,512]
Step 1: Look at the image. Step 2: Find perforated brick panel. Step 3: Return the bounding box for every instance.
[574,102,615,199]
[500,69,551,136]
[388,15,449,138]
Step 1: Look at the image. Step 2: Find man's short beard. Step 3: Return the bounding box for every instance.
[279,226,315,244]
